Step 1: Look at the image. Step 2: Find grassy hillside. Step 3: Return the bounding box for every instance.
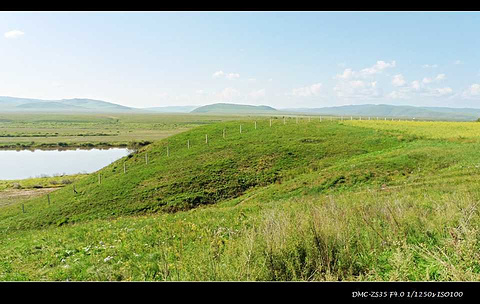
[191,103,278,114]
[0,118,403,230]
[2,118,480,281]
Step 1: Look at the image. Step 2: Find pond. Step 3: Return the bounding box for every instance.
[0,148,132,180]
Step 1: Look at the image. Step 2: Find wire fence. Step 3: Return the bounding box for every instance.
[18,114,458,214]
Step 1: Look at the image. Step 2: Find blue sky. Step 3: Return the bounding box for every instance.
[1,11,480,109]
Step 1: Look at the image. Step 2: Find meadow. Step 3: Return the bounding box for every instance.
[0,175,86,208]
[0,113,242,149]
[1,116,480,281]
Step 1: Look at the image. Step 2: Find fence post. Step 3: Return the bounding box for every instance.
[98,173,101,184]
[47,193,50,205]
[283,117,286,125]
[255,121,257,129]
[124,162,126,173]
[22,204,25,213]
[223,129,226,139]
[145,152,148,164]
[206,134,208,144]
[270,119,272,127]
[240,125,242,133]
[187,140,190,149]
[167,146,170,156]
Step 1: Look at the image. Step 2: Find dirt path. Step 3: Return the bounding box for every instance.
[0,188,58,208]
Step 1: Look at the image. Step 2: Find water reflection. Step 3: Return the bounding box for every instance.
[0,148,132,180]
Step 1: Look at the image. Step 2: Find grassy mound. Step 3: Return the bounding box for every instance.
[0,119,404,231]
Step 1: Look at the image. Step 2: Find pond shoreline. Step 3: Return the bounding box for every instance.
[0,140,151,151]
[0,148,132,180]
[0,143,128,151]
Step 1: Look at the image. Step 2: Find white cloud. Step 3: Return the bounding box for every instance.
[388,90,409,99]
[4,30,24,39]
[388,81,419,100]
[462,84,480,99]
[249,88,266,99]
[422,77,433,84]
[217,87,240,100]
[334,80,381,99]
[335,60,396,81]
[359,60,396,77]
[350,80,365,89]
[213,70,240,80]
[454,60,463,65]
[389,76,453,99]
[226,73,240,80]
[212,71,224,78]
[422,64,438,68]
[387,90,407,100]
[436,73,446,81]
[411,80,421,90]
[470,84,480,95]
[290,83,323,97]
[424,87,453,97]
[423,73,446,84]
[392,74,406,87]
[333,60,395,100]
[335,68,356,80]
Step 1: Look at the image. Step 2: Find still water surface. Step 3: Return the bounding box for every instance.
[0,148,131,180]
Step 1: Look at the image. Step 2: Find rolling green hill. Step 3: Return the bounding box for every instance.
[191,103,278,114]
[2,118,480,281]
[3,96,480,121]
[0,118,403,230]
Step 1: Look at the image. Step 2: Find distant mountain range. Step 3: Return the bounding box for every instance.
[281,104,480,121]
[0,96,136,113]
[2,96,480,121]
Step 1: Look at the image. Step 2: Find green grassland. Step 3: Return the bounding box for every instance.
[1,117,480,281]
[0,113,243,149]
[343,119,480,141]
[0,175,87,209]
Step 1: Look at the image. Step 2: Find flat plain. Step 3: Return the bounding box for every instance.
[0,113,245,149]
